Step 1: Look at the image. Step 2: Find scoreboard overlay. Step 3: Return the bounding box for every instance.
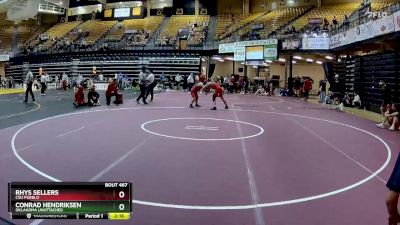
[8,182,132,220]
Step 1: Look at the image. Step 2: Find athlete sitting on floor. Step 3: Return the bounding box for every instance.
[203,82,229,110]
[73,86,86,107]
[189,82,204,108]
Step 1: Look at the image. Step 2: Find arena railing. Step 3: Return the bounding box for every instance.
[329,2,400,36]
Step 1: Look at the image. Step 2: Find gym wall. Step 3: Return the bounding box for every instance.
[0,63,5,77]
[251,0,317,13]
[212,60,256,78]
[217,0,243,14]
[269,63,325,90]
[322,0,395,3]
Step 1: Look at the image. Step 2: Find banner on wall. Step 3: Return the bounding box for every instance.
[342,28,357,46]
[282,39,301,50]
[234,46,245,61]
[264,44,278,61]
[218,43,235,54]
[373,14,395,37]
[234,39,278,47]
[394,11,400,32]
[356,21,374,42]
[0,54,10,62]
[330,32,344,49]
[302,37,330,49]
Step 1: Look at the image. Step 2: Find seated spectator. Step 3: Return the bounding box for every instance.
[335,98,344,112]
[255,85,268,96]
[73,86,87,107]
[352,93,361,107]
[377,104,399,131]
[88,86,100,107]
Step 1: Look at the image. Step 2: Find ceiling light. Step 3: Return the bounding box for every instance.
[225,56,234,61]
[325,56,333,60]
[278,58,286,62]
[338,59,342,62]
[316,60,323,64]
[265,60,272,63]
[306,58,314,62]
[292,60,296,64]
[293,55,302,60]
[59,1,62,5]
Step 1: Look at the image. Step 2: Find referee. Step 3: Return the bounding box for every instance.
[24,70,36,103]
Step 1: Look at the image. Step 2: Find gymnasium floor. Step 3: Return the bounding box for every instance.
[0,90,399,225]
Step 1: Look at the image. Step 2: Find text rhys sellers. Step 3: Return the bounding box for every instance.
[15,190,59,195]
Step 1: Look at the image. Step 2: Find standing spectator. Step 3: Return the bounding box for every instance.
[319,79,327,103]
[145,69,156,102]
[303,78,313,101]
[332,16,338,28]
[187,73,195,92]
[62,73,69,90]
[24,70,36,103]
[343,15,350,28]
[175,73,182,90]
[159,72,166,90]
[243,76,249,94]
[136,67,148,104]
[40,73,48,96]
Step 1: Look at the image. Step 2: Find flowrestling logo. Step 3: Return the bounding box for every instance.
[365,8,388,19]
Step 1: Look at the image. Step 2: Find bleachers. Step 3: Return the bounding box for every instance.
[77,20,117,46]
[105,16,164,42]
[0,27,13,52]
[287,3,359,32]
[215,14,245,39]
[159,15,210,44]
[253,7,310,38]
[219,11,266,40]
[371,2,394,11]
[33,21,81,49]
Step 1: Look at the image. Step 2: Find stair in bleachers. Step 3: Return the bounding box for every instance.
[205,16,217,42]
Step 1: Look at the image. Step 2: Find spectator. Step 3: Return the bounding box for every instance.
[377,104,399,131]
[24,70,36,103]
[323,17,330,30]
[106,79,118,105]
[377,81,392,127]
[73,86,86,107]
[62,73,69,90]
[332,16,338,28]
[319,79,327,103]
[187,73,195,92]
[175,73,182,90]
[291,26,296,33]
[40,73,48,96]
[352,93,361,108]
[87,86,100,107]
[343,15,350,28]
[386,152,400,225]
[77,73,84,86]
[303,78,313,101]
